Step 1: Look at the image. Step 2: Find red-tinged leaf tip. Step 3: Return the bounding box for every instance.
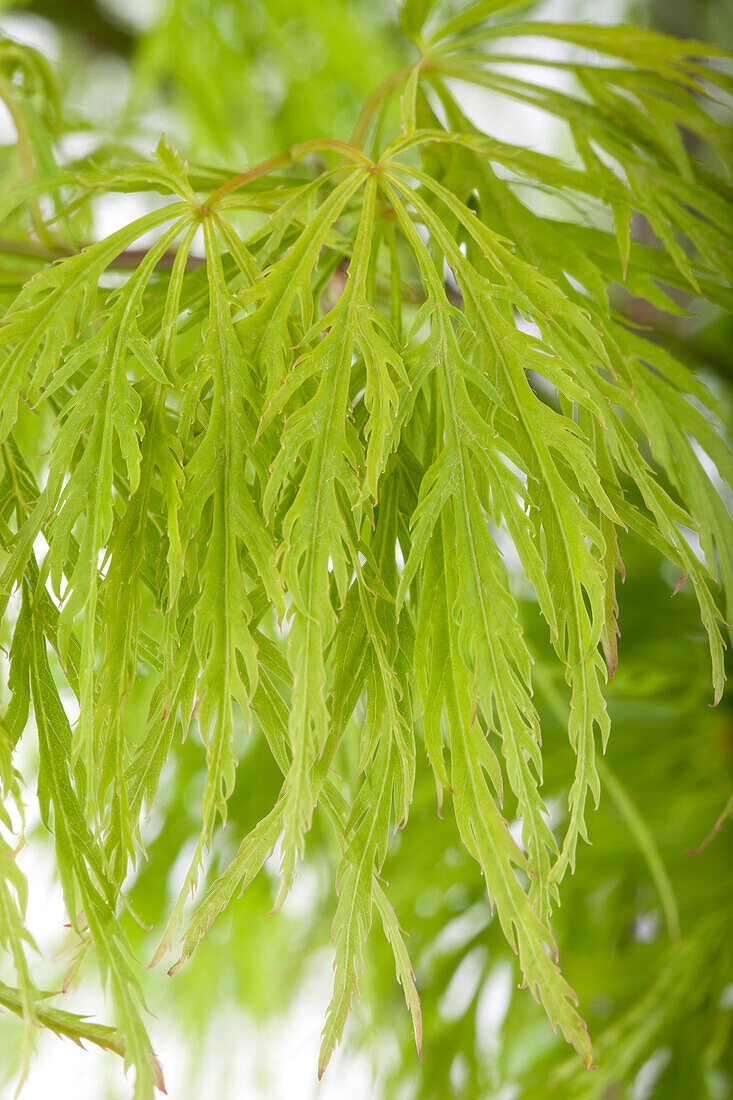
[268,887,288,916]
[147,940,170,969]
[152,1057,167,1094]
[672,572,688,596]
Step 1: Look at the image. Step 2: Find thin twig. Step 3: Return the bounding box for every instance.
[0,237,205,270]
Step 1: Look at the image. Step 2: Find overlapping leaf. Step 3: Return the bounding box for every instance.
[0,10,731,1098]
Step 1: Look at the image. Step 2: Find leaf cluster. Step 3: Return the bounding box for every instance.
[0,4,731,1095]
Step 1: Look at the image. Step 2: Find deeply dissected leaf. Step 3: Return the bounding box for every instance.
[0,8,731,1096]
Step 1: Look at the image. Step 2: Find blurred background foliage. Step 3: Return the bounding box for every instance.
[0,1,731,1098]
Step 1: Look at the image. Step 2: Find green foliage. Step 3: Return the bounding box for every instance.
[0,2,731,1097]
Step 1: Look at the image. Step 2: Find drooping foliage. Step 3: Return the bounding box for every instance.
[0,2,731,1095]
